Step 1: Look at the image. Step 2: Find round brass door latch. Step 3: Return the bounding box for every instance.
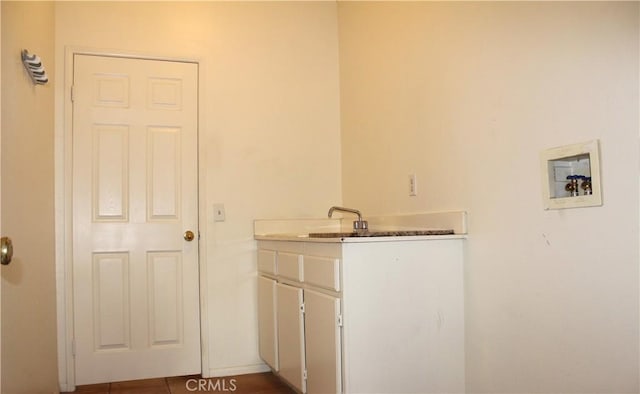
[1,236,14,265]
[184,230,195,242]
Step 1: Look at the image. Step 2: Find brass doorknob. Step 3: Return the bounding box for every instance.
[184,230,195,242]
[1,236,13,265]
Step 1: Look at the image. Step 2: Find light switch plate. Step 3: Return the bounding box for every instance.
[213,204,226,222]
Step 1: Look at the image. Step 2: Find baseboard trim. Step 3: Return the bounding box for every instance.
[205,363,271,378]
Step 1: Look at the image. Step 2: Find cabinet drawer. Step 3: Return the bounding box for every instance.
[258,250,276,275]
[304,255,340,292]
[278,252,303,282]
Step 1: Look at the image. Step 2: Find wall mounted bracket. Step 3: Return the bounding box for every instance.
[21,49,49,85]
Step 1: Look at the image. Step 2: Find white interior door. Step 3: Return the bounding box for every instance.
[72,54,200,385]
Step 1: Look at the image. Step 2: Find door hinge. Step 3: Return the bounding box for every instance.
[70,85,75,102]
[303,369,308,381]
[300,303,305,314]
[71,339,76,357]
[337,314,343,327]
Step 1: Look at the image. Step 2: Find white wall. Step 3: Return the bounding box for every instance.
[2,2,59,393]
[338,2,639,393]
[54,1,342,379]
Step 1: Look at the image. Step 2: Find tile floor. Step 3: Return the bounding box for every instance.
[64,372,296,394]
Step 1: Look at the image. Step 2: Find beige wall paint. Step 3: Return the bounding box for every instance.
[1,2,59,393]
[54,1,342,379]
[339,2,639,393]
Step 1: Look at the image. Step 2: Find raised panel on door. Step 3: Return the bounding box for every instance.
[147,251,183,347]
[92,125,129,221]
[277,283,306,393]
[147,127,181,221]
[257,276,278,371]
[304,289,342,394]
[73,54,200,385]
[92,252,130,351]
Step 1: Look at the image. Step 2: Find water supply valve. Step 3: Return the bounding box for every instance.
[581,177,592,195]
[565,175,585,197]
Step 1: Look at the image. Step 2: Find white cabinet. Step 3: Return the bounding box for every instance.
[257,249,276,275]
[304,289,342,394]
[257,276,277,371]
[303,255,340,292]
[276,283,306,393]
[257,249,278,372]
[340,240,465,393]
[278,252,304,282]
[257,238,465,394]
[257,242,341,393]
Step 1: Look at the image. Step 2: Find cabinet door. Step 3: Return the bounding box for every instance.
[304,289,342,394]
[257,276,278,371]
[277,283,306,393]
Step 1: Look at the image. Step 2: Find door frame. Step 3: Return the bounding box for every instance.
[0,6,3,392]
[56,47,210,392]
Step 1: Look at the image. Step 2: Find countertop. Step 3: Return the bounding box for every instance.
[255,230,465,243]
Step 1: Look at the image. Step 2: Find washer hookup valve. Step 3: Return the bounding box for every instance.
[565,175,585,197]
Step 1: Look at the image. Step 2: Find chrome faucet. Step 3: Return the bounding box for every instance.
[328,206,368,231]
